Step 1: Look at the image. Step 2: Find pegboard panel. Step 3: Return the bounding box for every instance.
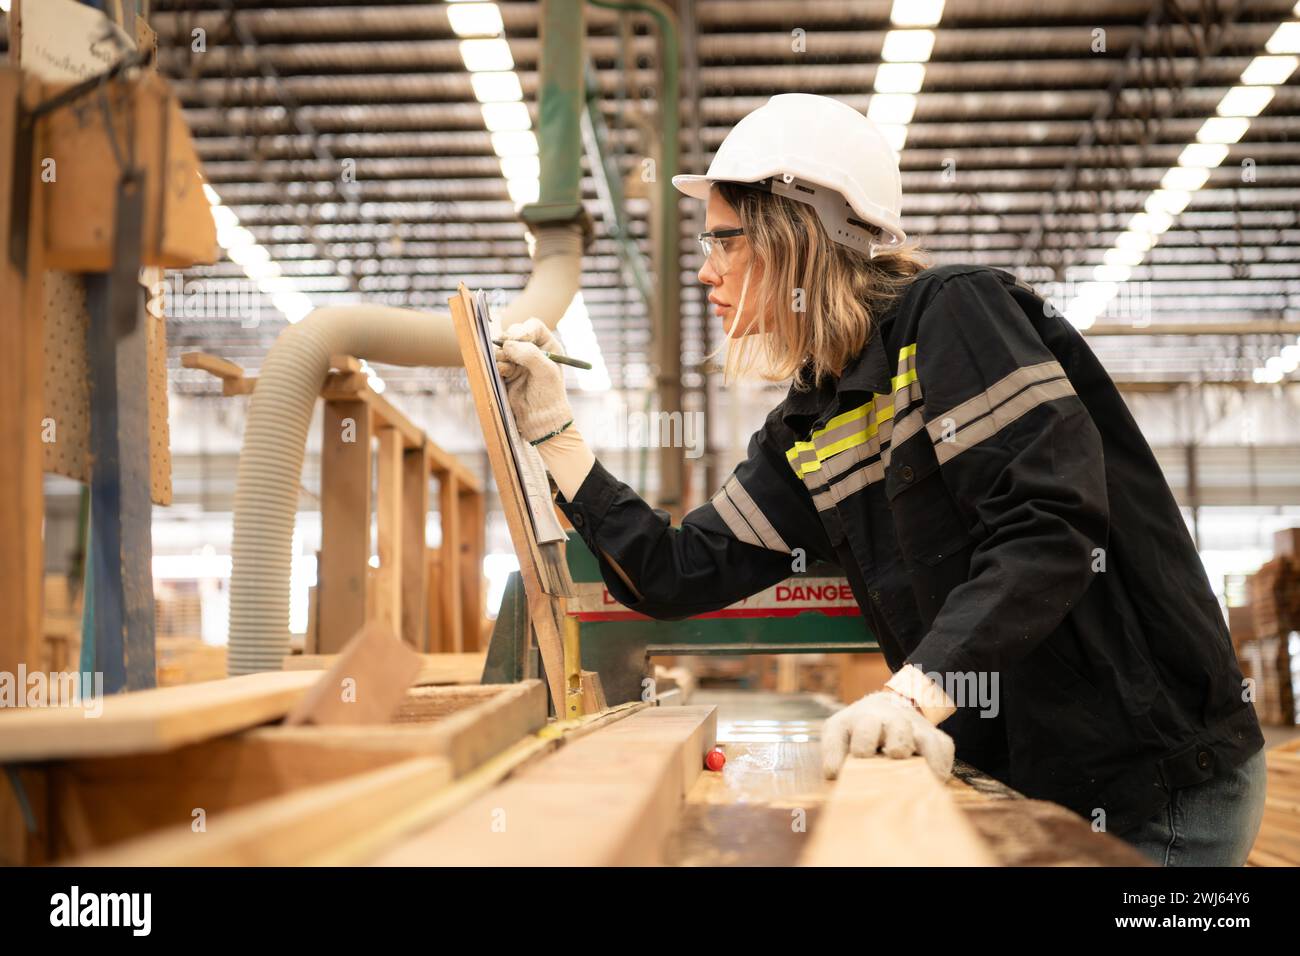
[42,270,91,484]
[41,269,172,505]
[145,274,172,505]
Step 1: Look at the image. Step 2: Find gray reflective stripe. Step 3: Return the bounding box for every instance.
[723,476,789,551]
[891,409,926,449]
[898,350,916,375]
[893,380,922,411]
[710,487,763,549]
[811,457,889,512]
[810,411,868,454]
[925,360,1066,443]
[934,376,1077,464]
[802,416,893,494]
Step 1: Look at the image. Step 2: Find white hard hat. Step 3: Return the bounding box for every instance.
[672,93,905,253]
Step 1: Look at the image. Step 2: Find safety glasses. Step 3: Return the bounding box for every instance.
[696,227,745,273]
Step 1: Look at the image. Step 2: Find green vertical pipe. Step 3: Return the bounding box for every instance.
[582,61,654,307]
[522,0,587,224]
[587,0,683,512]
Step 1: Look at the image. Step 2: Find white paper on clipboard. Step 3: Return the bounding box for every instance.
[472,291,568,546]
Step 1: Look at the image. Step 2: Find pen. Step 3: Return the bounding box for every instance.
[492,338,594,371]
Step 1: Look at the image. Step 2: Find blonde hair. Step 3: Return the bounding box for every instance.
[713,181,929,388]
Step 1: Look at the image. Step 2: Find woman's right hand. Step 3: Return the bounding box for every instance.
[494,318,574,444]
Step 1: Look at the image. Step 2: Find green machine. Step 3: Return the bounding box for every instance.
[483,533,878,707]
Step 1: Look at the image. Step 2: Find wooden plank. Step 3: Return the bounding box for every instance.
[180,351,243,381]
[332,700,654,866]
[284,623,422,727]
[43,732,437,860]
[426,438,481,494]
[318,400,371,653]
[401,446,429,649]
[439,470,464,653]
[0,671,321,763]
[800,757,996,866]
[0,67,46,868]
[0,69,43,694]
[71,756,454,866]
[40,680,545,858]
[284,651,485,686]
[372,705,717,866]
[580,670,607,714]
[426,549,444,651]
[458,486,485,651]
[375,427,403,636]
[448,286,565,711]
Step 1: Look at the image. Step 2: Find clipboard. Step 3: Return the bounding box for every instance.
[449,284,573,713]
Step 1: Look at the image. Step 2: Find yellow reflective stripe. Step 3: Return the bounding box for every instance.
[785,342,919,479]
[890,367,917,393]
[786,440,816,463]
[812,400,872,439]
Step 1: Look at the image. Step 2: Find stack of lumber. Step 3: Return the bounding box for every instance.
[1249,555,1300,639]
[1248,740,1300,867]
[1227,605,1256,650]
[155,637,228,686]
[1241,545,1300,727]
[154,581,204,638]
[0,623,551,865]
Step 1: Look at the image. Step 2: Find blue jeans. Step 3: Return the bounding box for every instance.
[1121,748,1267,866]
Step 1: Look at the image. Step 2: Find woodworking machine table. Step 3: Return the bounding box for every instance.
[663,691,1150,866]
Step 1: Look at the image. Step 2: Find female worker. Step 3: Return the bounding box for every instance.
[494,94,1265,866]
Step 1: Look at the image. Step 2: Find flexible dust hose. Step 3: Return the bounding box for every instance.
[226,222,584,674]
[497,223,584,328]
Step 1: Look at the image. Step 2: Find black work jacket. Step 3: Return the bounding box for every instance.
[557,263,1263,835]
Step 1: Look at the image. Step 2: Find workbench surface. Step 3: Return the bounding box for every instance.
[664,691,1149,866]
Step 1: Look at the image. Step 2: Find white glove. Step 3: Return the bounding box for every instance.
[494,318,574,444]
[821,691,956,781]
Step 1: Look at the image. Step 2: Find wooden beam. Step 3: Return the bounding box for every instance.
[401,445,430,649]
[71,756,454,866]
[317,400,371,653]
[426,440,481,495]
[800,757,996,867]
[372,705,717,866]
[180,351,243,381]
[40,679,545,859]
[0,67,45,868]
[0,671,321,763]
[374,427,403,637]
[0,69,42,691]
[458,485,485,651]
[438,470,463,653]
[283,651,485,687]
